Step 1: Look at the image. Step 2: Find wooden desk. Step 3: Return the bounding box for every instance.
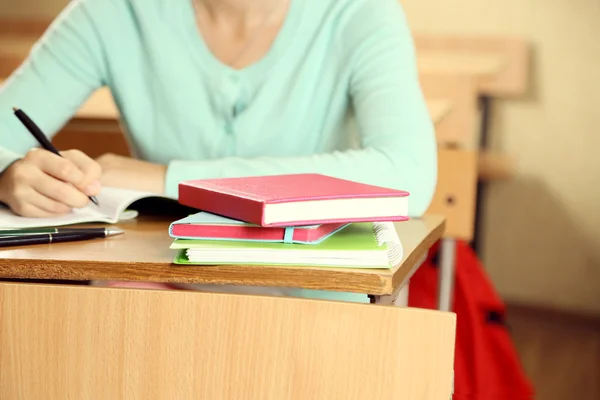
[0,280,456,398]
[0,36,36,57]
[0,215,445,302]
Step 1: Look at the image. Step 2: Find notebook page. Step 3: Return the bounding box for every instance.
[0,187,168,229]
[94,186,178,220]
[93,187,144,221]
[0,203,111,229]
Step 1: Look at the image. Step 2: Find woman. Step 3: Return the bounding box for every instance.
[0,0,437,302]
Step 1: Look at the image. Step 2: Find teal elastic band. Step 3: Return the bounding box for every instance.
[283,227,295,244]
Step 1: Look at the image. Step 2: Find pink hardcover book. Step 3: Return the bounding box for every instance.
[178,173,409,227]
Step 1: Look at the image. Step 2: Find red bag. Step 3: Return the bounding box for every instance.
[409,241,534,399]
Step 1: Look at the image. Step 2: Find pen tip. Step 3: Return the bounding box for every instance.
[12,107,19,112]
[106,228,125,237]
[90,196,99,206]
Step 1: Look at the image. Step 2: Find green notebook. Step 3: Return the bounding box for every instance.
[170,222,403,269]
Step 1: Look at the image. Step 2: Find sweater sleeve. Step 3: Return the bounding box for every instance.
[0,0,106,172]
[165,0,437,216]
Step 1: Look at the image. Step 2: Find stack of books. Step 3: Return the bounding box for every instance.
[169,174,410,269]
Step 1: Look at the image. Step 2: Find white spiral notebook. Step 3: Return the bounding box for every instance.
[171,221,404,269]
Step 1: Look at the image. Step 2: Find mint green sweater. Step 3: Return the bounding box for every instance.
[0,0,436,301]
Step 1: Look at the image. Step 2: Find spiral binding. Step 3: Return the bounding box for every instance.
[373,222,404,267]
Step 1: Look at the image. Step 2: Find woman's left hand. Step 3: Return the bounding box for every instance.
[96,153,167,194]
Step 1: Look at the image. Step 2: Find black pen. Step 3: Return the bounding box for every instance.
[0,228,124,248]
[0,227,114,236]
[12,107,99,206]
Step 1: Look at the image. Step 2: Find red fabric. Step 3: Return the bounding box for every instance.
[409,241,534,399]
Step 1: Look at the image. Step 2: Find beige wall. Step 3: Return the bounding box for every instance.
[402,0,600,315]
[3,0,600,315]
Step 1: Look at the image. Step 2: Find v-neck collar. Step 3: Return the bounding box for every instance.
[179,0,300,83]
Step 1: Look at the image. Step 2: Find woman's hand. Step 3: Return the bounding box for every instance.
[0,149,102,217]
[96,153,167,194]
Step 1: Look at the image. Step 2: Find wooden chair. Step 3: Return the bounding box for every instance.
[419,73,479,147]
[0,282,456,399]
[414,35,530,97]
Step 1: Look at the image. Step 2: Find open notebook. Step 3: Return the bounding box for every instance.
[0,187,178,229]
[171,222,404,269]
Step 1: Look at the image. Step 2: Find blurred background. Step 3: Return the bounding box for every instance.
[1,0,599,399]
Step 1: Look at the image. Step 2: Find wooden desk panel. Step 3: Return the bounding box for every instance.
[0,283,456,399]
[0,215,445,296]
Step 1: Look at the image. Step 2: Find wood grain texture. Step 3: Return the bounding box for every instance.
[0,215,445,296]
[0,282,457,400]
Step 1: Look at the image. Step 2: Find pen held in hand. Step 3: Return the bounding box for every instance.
[12,107,100,206]
[0,228,124,248]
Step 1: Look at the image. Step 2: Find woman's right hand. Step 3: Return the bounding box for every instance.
[0,148,102,217]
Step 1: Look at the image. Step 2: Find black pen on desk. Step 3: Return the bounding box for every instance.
[12,107,99,206]
[0,228,124,248]
[0,227,114,236]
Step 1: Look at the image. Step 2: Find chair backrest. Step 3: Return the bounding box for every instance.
[414,35,530,97]
[427,148,478,240]
[0,282,456,399]
[419,73,479,147]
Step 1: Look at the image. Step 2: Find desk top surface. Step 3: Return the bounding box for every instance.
[0,215,445,296]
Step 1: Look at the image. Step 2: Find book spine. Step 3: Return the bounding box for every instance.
[178,184,265,225]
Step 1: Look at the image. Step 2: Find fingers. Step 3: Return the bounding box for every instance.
[11,203,58,218]
[0,149,100,218]
[25,149,85,187]
[61,149,102,196]
[8,185,71,218]
[21,189,72,217]
[28,166,90,209]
